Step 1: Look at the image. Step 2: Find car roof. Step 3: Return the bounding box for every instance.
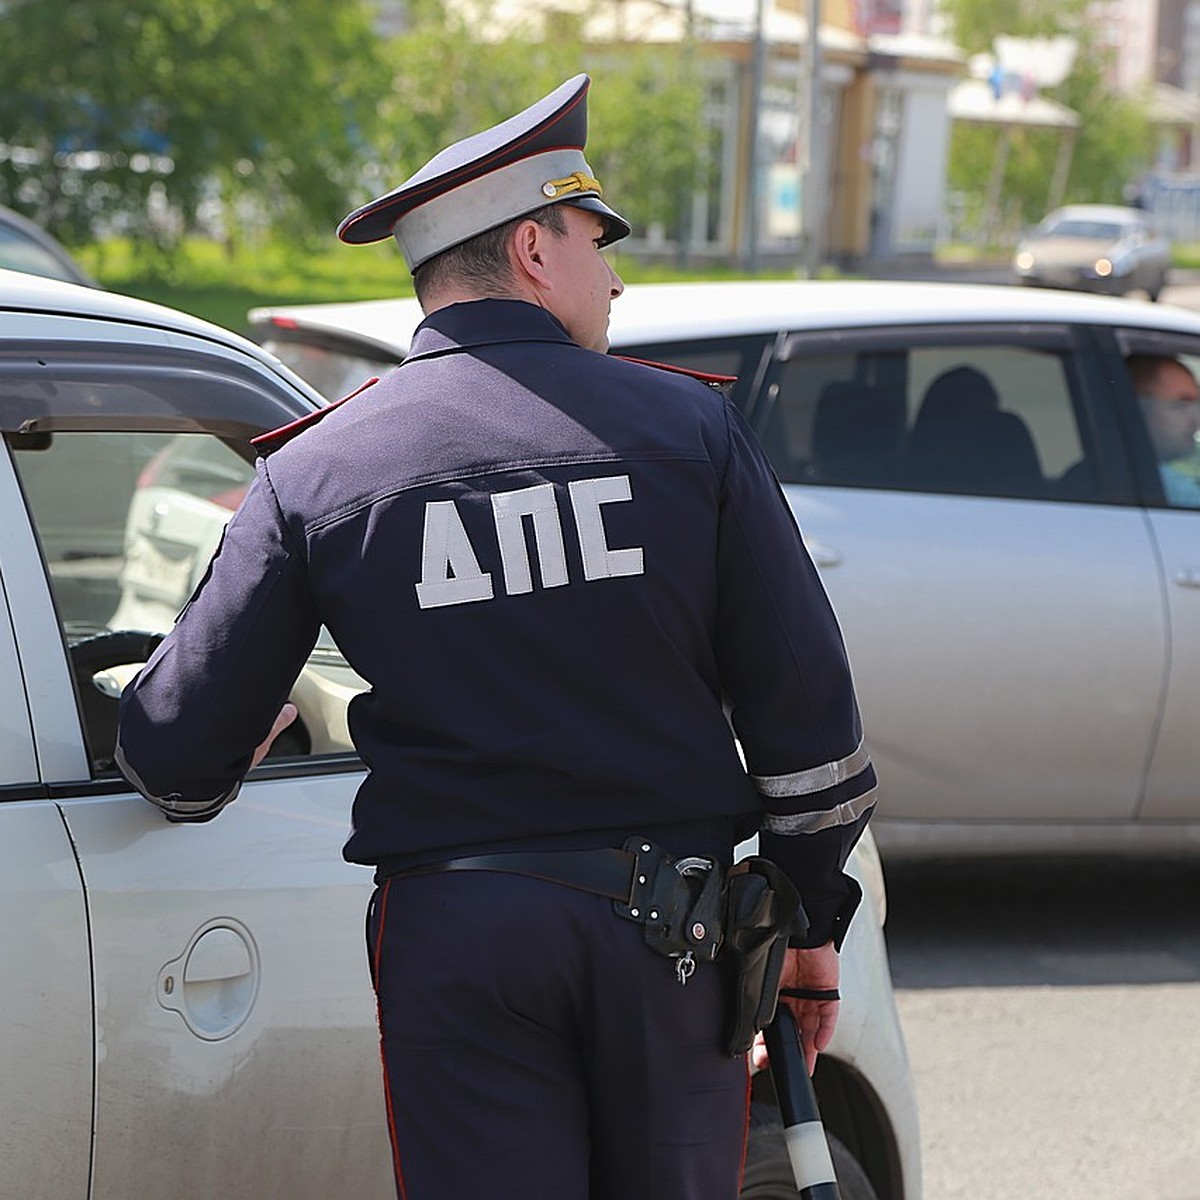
[250,278,1200,355]
[0,266,327,413]
[0,265,306,361]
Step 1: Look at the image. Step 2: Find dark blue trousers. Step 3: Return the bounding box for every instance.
[368,871,750,1199]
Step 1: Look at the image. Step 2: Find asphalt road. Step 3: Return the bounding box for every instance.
[884,857,1200,1199]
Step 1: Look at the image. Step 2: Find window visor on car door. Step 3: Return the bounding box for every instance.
[764,322,1139,504]
[2,339,365,785]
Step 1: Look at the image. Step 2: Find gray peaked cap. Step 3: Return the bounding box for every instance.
[337,74,630,272]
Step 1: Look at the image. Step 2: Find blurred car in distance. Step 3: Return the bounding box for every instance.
[1012,203,1171,299]
[0,268,918,1200]
[252,278,1200,862]
[0,203,98,287]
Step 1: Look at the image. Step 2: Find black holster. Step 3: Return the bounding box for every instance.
[719,857,805,1056]
[613,840,807,1057]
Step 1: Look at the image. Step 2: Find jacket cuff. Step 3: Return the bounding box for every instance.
[789,875,863,951]
[150,785,240,824]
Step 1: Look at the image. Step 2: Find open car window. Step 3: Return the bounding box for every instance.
[3,344,365,777]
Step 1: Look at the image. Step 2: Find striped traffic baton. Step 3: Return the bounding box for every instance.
[762,1001,842,1199]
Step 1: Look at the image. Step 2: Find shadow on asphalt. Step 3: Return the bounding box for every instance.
[880,855,1200,990]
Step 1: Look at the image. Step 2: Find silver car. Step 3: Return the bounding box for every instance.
[0,203,98,287]
[1012,203,1171,300]
[251,278,1200,861]
[0,269,918,1200]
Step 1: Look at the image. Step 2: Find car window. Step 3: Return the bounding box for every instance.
[763,333,1092,500]
[1113,329,1200,509]
[612,335,771,416]
[4,349,366,777]
[1044,219,1124,240]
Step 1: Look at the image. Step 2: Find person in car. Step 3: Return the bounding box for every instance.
[115,74,876,1200]
[1128,353,1200,507]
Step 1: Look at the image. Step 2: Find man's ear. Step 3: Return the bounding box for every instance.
[510,217,551,289]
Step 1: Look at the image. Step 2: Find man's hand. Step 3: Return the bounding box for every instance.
[750,941,840,1076]
[250,702,299,771]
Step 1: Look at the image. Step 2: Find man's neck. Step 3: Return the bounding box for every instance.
[420,279,538,318]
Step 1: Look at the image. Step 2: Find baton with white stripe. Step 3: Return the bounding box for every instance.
[763,1004,842,1199]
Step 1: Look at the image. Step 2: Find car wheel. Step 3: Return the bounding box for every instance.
[70,630,165,771]
[741,1101,879,1200]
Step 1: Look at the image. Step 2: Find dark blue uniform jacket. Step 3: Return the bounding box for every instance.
[117,299,876,946]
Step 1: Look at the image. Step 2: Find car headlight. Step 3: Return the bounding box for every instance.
[1015,250,1035,271]
[1093,257,1113,277]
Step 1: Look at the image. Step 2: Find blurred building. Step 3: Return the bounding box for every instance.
[414,0,963,271]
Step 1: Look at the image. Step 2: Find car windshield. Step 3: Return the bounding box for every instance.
[1041,218,1127,240]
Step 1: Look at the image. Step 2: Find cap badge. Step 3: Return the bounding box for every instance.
[541,171,603,199]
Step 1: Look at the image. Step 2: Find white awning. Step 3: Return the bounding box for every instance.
[948,78,1080,130]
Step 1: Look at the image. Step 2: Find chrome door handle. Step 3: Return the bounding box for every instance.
[1174,568,1200,588]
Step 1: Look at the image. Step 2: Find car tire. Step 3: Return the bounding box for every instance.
[741,1101,879,1200]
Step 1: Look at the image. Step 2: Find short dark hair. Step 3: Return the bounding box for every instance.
[414,204,568,308]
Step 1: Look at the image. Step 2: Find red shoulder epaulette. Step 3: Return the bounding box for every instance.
[252,376,381,453]
[614,356,737,388]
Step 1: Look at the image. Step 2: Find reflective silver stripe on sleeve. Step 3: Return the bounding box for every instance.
[763,788,877,836]
[114,741,239,818]
[751,739,871,799]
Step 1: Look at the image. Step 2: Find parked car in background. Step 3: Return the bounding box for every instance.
[1011,203,1171,300]
[252,279,1200,860]
[0,268,918,1200]
[0,203,97,286]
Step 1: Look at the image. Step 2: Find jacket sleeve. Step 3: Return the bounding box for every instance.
[115,460,320,818]
[713,402,876,949]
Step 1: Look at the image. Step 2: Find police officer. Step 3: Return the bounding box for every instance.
[116,74,876,1200]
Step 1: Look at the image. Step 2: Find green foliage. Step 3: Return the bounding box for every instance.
[0,0,387,255]
[588,48,709,241]
[0,0,709,264]
[940,0,1153,237]
[364,1,709,242]
[939,0,1079,54]
[76,233,785,335]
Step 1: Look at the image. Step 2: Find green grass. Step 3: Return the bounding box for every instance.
[75,236,798,334]
[1171,243,1200,270]
[76,237,417,334]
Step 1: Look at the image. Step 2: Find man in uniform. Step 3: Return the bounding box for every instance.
[116,75,876,1199]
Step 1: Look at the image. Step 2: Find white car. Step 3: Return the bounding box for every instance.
[1012,203,1171,300]
[252,278,1200,861]
[0,269,918,1200]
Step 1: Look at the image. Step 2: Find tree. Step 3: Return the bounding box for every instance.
[364,0,709,249]
[940,0,1152,238]
[0,0,388,254]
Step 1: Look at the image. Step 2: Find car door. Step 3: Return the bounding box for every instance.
[2,317,392,1200]
[0,450,93,1200]
[752,322,1165,835]
[1106,325,1200,824]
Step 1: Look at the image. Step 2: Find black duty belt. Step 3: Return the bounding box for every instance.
[386,847,637,903]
